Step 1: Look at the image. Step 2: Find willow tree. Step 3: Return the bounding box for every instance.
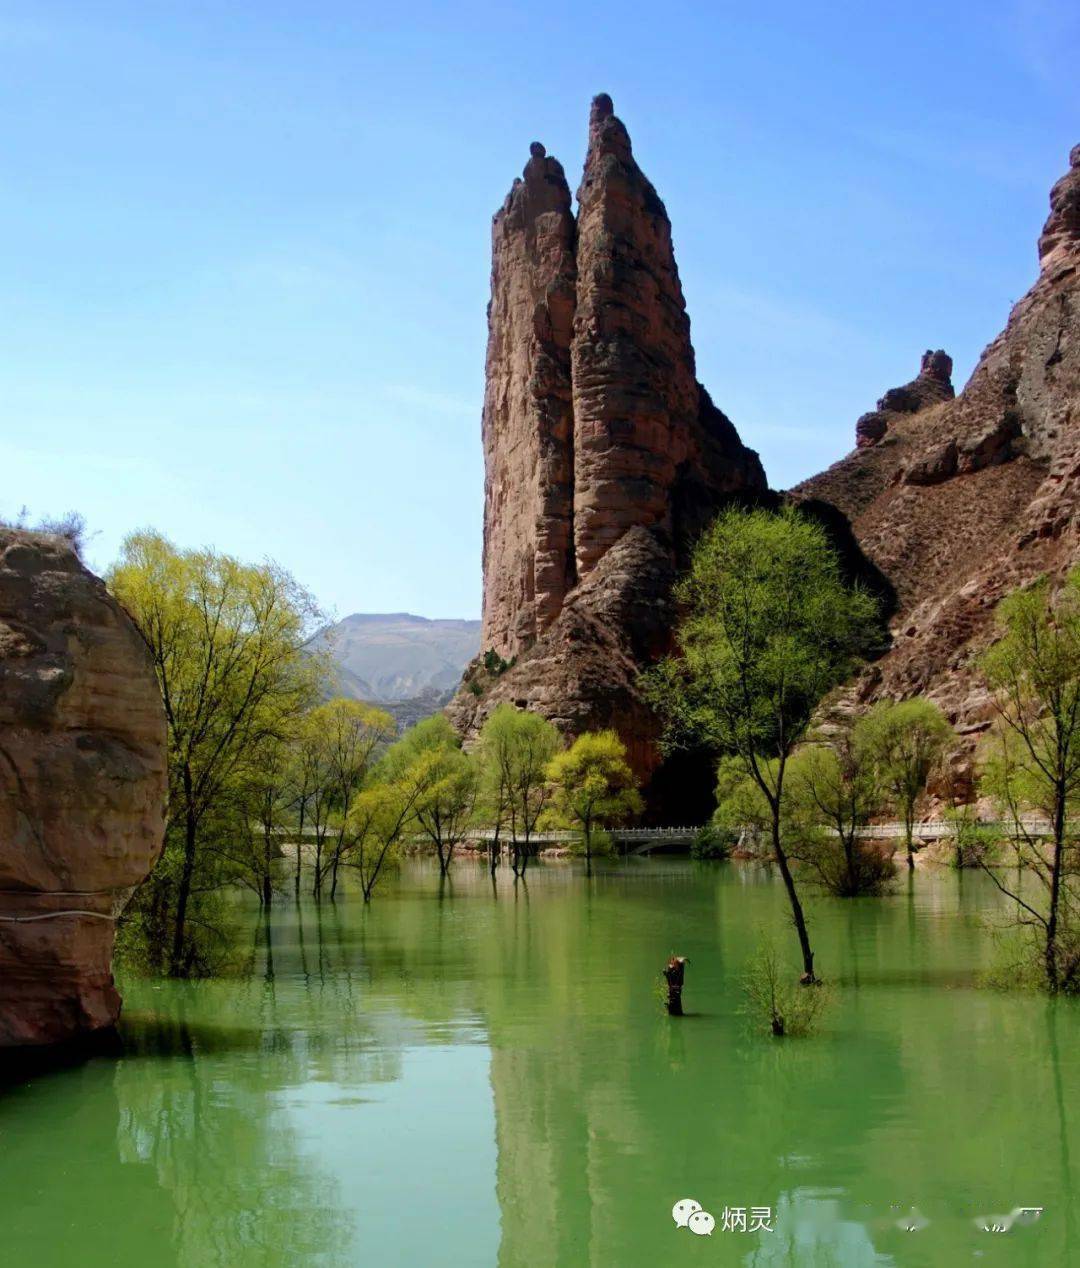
[478,704,560,876]
[978,571,1080,994]
[645,506,879,982]
[395,715,478,875]
[786,725,895,898]
[861,697,952,869]
[546,730,642,870]
[109,530,324,974]
[309,698,395,900]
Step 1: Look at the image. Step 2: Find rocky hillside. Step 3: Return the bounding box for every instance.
[794,144,1080,765]
[316,612,480,704]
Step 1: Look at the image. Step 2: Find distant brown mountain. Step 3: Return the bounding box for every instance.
[315,613,481,712]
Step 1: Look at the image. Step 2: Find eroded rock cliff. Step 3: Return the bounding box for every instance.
[455,96,765,803]
[795,142,1080,746]
[464,98,1079,809]
[0,530,166,1047]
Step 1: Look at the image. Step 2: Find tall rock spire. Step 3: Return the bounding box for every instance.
[569,95,764,579]
[570,93,704,578]
[481,142,577,659]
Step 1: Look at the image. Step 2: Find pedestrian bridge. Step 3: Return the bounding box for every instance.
[467,826,700,856]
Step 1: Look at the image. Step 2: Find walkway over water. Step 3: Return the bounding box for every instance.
[275,818,1065,857]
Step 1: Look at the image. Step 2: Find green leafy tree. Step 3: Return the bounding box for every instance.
[546,730,642,869]
[861,698,952,869]
[477,704,560,876]
[477,709,513,876]
[395,715,479,875]
[309,698,395,899]
[977,571,1080,993]
[343,736,439,900]
[227,734,296,908]
[645,505,880,982]
[109,530,324,974]
[786,725,895,897]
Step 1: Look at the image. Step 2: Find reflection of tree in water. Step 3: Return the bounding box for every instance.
[358,861,1079,1268]
[100,862,1080,1267]
[113,902,417,1267]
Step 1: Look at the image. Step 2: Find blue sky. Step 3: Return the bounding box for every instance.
[1,1,1077,620]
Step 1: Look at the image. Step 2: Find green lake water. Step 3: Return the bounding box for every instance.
[2,858,1079,1267]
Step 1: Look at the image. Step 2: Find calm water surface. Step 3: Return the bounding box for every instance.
[2,859,1078,1267]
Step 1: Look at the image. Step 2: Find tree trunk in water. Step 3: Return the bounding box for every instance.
[171,807,198,975]
[772,812,816,983]
[905,815,915,871]
[663,956,687,1016]
[295,802,306,899]
[262,873,273,908]
[1046,789,1066,992]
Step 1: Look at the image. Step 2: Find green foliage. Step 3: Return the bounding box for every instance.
[690,823,735,860]
[303,697,395,897]
[390,715,478,873]
[860,697,952,864]
[477,704,561,874]
[975,570,1080,993]
[644,506,880,979]
[942,807,999,869]
[741,933,833,1038]
[643,505,881,775]
[713,756,773,836]
[785,725,897,897]
[108,529,325,974]
[546,730,642,863]
[482,648,511,675]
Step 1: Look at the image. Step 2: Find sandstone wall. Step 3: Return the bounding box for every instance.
[0,530,166,1047]
[795,143,1080,755]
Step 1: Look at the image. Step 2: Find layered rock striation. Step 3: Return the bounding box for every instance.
[460,97,765,800]
[795,142,1080,743]
[482,142,577,657]
[0,530,166,1047]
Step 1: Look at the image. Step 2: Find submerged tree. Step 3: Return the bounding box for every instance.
[786,724,896,897]
[343,739,436,900]
[546,730,642,870]
[645,505,880,982]
[109,530,324,975]
[310,698,395,900]
[396,715,479,875]
[477,704,560,876]
[477,708,514,876]
[861,697,952,869]
[977,571,1080,994]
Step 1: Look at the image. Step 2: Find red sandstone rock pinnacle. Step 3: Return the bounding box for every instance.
[460,96,765,805]
[480,136,577,658]
[479,95,764,661]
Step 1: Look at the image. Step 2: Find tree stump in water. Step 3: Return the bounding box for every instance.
[663,955,688,1016]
